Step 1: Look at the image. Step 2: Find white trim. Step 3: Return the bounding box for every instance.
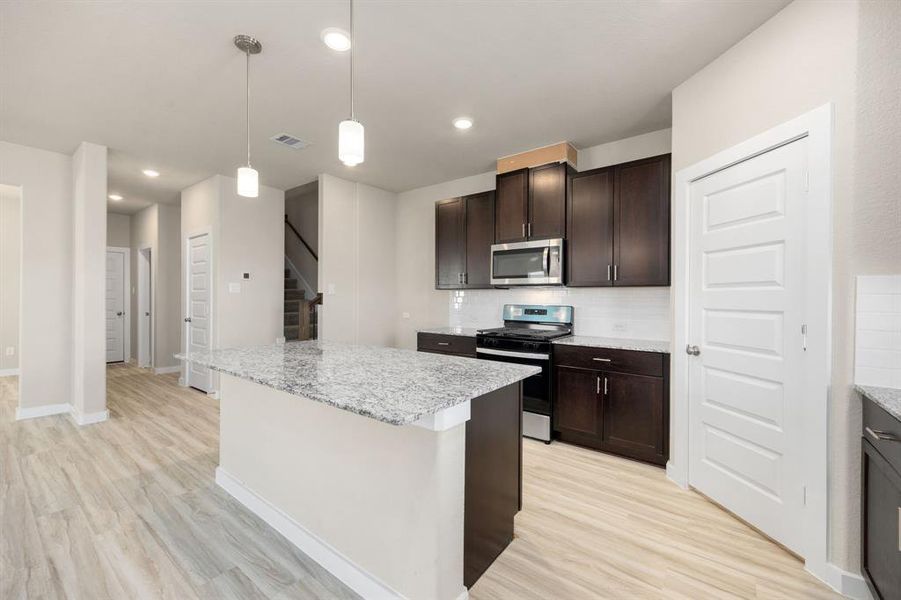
[0,368,19,377]
[15,403,70,420]
[670,104,832,582]
[70,408,109,426]
[106,246,131,363]
[153,366,180,375]
[215,466,415,600]
[822,563,873,600]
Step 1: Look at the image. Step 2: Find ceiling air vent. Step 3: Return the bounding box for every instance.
[270,133,311,150]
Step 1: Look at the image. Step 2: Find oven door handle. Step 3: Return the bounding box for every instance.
[476,347,549,361]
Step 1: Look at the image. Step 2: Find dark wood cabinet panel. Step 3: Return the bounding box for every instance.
[495,169,529,243]
[435,197,465,289]
[417,333,476,358]
[613,154,671,286]
[861,440,901,600]
[554,366,603,448]
[554,344,664,378]
[604,372,666,464]
[529,162,567,240]
[567,168,614,286]
[464,191,495,288]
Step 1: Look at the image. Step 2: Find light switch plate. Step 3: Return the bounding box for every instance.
[5,347,14,356]
[228,282,241,294]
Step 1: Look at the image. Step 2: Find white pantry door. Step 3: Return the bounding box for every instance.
[105,249,126,363]
[687,138,808,555]
[186,233,212,392]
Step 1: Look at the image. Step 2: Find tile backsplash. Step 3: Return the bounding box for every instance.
[855,275,901,388]
[449,287,671,341]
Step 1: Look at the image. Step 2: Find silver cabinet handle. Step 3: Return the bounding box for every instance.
[528,222,532,237]
[437,342,450,346]
[592,357,611,362]
[463,272,467,284]
[596,376,600,394]
[613,265,618,281]
[607,265,611,281]
[866,426,900,442]
[522,223,526,238]
[686,345,701,356]
[604,376,608,395]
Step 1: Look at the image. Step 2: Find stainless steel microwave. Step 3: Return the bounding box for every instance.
[490,238,564,286]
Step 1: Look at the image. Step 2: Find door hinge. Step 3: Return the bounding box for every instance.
[801,324,808,351]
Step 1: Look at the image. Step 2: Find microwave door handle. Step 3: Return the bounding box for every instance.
[543,247,550,274]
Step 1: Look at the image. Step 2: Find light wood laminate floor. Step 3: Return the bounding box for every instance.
[2,365,841,599]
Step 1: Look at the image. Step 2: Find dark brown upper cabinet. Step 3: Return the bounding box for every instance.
[567,168,614,286]
[566,154,671,287]
[613,154,671,286]
[495,162,570,243]
[495,169,529,243]
[435,192,496,290]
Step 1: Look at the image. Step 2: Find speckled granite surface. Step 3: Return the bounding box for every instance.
[418,327,480,338]
[554,335,670,354]
[176,341,539,426]
[856,385,901,422]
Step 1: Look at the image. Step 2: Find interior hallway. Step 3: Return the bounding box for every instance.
[1,365,840,599]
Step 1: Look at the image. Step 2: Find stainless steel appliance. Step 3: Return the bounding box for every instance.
[476,304,573,442]
[490,238,564,286]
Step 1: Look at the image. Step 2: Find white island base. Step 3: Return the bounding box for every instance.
[215,373,519,600]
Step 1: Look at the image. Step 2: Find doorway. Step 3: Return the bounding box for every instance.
[138,246,152,368]
[671,105,832,577]
[0,185,21,378]
[184,230,212,392]
[105,247,129,363]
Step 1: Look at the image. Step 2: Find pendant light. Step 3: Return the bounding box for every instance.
[338,0,364,166]
[234,34,262,197]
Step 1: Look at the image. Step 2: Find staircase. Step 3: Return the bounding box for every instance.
[284,269,319,341]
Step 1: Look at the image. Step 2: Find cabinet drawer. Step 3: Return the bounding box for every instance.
[863,395,901,473]
[553,344,664,377]
[417,333,476,358]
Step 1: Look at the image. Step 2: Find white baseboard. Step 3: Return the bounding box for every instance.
[70,409,109,426]
[15,403,71,420]
[207,390,220,399]
[215,467,409,600]
[665,461,689,489]
[820,563,872,600]
[153,366,180,375]
[0,368,19,377]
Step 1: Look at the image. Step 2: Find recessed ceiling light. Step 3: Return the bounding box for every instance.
[142,169,160,178]
[321,28,351,52]
[108,194,124,201]
[453,117,474,130]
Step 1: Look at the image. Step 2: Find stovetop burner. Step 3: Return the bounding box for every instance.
[477,327,571,341]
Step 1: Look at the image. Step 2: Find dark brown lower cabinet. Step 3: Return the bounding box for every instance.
[861,395,901,600]
[553,346,668,466]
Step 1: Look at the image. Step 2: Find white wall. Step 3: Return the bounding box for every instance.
[0,141,72,411]
[670,0,869,574]
[393,130,673,350]
[319,174,397,347]
[0,185,20,372]
[106,212,131,248]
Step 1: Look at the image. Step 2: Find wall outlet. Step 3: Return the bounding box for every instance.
[5,347,14,356]
[243,272,250,280]
[402,312,411,319]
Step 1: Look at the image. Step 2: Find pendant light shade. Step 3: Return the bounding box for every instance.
[338,119,364,166]
[237,166,259,198]
[234,34,262,198]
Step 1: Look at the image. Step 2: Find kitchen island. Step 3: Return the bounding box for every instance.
[177,341,539,600]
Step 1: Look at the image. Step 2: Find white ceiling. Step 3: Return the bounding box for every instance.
[1,1,788,215]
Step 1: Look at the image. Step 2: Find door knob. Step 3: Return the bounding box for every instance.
[145,312,150,316]
[184,317,192,323]
[686,345,701,356]
[116,311,123,317]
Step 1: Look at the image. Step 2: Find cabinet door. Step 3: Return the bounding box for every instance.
[554,366,603,448]
[495,169,529,243]
[528,162,566,240]
[603,372,666,464]
[862,440,901,600]
[567,168,614,286]
[464,191,495,288]
[613,154,671,286]
[435,197,465,289]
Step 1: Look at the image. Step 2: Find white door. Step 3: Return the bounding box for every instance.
[687,138,807,555]
[105,249,126,363]
[186,233,212,392]
[138,247,152,367]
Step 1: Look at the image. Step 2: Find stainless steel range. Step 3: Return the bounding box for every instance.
[476,304,573,442]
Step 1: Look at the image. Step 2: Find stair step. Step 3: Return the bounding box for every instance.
[284,325,300,341]
[285,278,298,290]
[285,300,300,313]
[284,289,304,301]
[284,312,300,326]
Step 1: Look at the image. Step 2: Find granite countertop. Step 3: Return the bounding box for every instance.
[418,327,481,337]
[175,341,539,426]
[554,335,671,354]
[856,384,901,422]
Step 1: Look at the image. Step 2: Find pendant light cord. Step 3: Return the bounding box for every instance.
[349,0,354,121]
[246,49,251,167]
